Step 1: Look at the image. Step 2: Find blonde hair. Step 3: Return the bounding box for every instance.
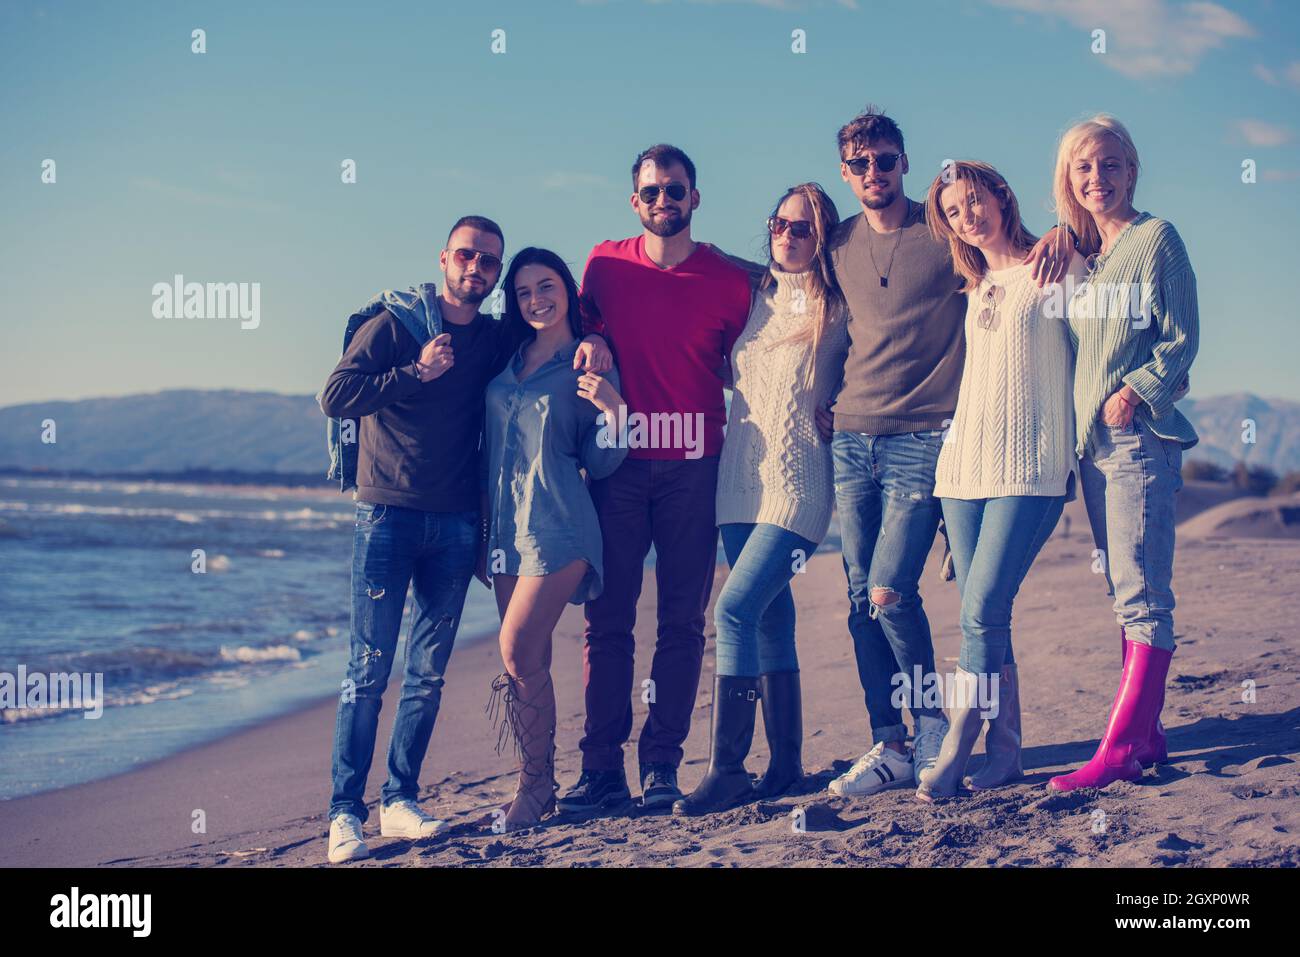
[1051,114,1141,258]
[762,182,843,387]
[925,160,1038,293]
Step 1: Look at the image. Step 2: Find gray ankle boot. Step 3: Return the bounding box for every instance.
[965,663,1023,791]
[916,669,984,802]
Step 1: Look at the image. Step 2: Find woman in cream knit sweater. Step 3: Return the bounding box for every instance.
[915,160,1084,802]
[673,183,849,816]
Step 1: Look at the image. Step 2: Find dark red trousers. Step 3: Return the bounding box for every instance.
[580,456,720,771]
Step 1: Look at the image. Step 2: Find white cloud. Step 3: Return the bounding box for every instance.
[1234,119,1294,147]
[987,0,1254,78]
[1252,60,1300,90]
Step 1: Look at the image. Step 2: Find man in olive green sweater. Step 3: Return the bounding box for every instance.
[818,108,1073,799]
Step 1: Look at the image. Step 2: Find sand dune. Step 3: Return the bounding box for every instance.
[1179,491,1300,540]
[1053,479,1247,545]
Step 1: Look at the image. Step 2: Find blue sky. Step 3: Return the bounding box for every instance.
[2,0,1298,407]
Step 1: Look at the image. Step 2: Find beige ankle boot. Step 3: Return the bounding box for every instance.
[965,663,1023,790]
[916,668,985,802]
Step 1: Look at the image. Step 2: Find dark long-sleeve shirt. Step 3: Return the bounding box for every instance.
[320,309,509,513]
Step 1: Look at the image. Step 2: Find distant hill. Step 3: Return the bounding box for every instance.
[1177,393,1300,476]
[0,390,325,477]
[0,389,1297,480]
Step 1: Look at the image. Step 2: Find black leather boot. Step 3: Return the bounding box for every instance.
[671,675,759,816]
[753,670,803,798]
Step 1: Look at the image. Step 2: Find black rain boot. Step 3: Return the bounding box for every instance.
[753,670,803,799]
[671,675,759,816]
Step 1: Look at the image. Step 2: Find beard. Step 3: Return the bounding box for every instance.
[641,206,691,238]
[448,272,490,306]
[861,186,898,210]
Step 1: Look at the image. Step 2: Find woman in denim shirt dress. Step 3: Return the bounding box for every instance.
[483,247,628,829]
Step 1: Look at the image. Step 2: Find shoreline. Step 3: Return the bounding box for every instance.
[2,520,1297,867]
[0,623,501,804]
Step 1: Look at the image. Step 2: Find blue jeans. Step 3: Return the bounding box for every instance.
[832,429,945,745]
[1081,418,1183,651]
[940,494,1065,676]
[329,502,477,822]
[714,523,817,677]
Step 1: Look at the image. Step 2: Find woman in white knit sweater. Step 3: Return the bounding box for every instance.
[915,161,1085,801]
[673,183,849,816]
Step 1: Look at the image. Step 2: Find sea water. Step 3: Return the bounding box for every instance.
[0,477,500,798]
[0,475,841,799]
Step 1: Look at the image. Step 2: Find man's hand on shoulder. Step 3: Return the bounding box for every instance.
[574,335,613,373]
[714,247,767,285]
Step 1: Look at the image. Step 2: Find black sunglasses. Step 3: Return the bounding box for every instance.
[638,183,689,204]
[768,216,813,240]
[844,152,903,176]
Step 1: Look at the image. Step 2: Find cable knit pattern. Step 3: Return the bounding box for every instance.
[716,267,850,544]
[934,260,1079,500]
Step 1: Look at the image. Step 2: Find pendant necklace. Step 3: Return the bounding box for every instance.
[867,215,905,288]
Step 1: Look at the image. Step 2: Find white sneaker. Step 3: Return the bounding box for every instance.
[328,814,369,863]
[911,714,950,783]
[827,742,914,797]
[379,799,447,839]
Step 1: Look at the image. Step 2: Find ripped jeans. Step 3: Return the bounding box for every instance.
[329,502,477,822]
[832,429,945,746]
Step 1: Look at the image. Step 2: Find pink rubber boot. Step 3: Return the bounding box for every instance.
[1122,629,1168,766]
[1049,641,1172,792]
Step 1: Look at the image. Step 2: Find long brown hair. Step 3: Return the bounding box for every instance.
[761,182,843,386]
[925,160,1038,293]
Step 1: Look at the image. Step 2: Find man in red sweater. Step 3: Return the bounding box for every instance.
[561,144,756,813]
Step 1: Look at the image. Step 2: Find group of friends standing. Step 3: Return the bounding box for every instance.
[318,107,1199,863]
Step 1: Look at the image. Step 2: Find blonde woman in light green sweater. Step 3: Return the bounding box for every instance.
[1048,115,1199,793]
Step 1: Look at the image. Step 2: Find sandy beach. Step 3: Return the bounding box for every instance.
[1,492,1296,869]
